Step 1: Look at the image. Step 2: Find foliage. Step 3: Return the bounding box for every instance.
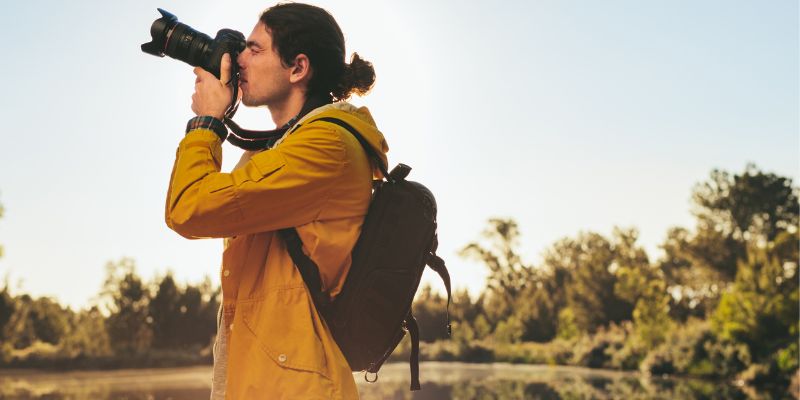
[460,219,533,307]
[450,164,798,388]
[459,218,534,330]
[102,258,153,355]
[412,284,449,342]
[58,306,112,359]
[0,257,218,369]
[541,228,653,335]
[659,163,799,319]
[149,273,219,350]
[640,319,750,378]
[712,235,799,360]
[556,307,579,340]
[570,322,636,369]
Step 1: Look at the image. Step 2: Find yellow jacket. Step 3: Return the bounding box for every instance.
[166,103,388,399]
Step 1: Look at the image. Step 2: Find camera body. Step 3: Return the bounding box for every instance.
[141,8,245,79]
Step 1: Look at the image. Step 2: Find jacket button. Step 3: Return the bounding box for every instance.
[278,354,287,363]
[223,270,230,277]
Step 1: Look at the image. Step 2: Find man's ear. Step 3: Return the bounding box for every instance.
[289,54,312,84]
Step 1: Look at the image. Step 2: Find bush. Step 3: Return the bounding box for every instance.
[608,338,647,371]
[776,342,799,374]
[640,319,750,378]
[701,337,750,377]
[459,342,494,363]
[0,342,13,365]
[493,339,576,365]
[494,315,524,344]
[571,322,632,369]
[421,340,459,361]
[737,363,776,386]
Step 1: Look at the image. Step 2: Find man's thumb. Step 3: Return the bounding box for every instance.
[220,53,231,84]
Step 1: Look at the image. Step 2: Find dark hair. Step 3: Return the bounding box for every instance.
[260,3,376,101]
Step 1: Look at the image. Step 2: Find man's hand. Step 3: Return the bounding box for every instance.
[191,53,233,119]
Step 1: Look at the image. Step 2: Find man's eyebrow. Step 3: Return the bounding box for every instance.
[246,41,262,49]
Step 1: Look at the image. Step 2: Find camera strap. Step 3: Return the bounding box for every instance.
[221,66,332,151]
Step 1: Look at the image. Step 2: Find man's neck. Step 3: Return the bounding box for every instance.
[269,90,306,128]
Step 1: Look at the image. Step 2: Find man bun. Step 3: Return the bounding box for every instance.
[333,53,376,101]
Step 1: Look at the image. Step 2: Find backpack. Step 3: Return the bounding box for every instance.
[278,117,451,391]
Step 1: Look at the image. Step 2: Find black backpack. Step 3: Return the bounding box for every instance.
[278,117,451,391]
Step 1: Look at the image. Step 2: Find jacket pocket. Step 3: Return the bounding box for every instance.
[229,150,287,189]
[250,150,287,179]
[206,173,235,193]
[239,286,330,379]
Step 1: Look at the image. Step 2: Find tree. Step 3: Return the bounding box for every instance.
[460,218,533,309]
[149,273,219,350]
[102,258,152,355]
[659,164,799,319]
[27,297,69,345]
[59,306,112,359]
[178,281,218,348]
[460,218,548,341]
[693,164,798,246]
[541,229,645,333]
[149,273,181,349]
[712,232,799,360]
[0,280,14,343]
[412,284,449,342]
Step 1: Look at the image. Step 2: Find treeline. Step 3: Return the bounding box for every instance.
[0,164,797,391]
[0,258,219,369]
[406,163,798,390]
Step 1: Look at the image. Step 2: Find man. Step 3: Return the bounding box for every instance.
[165,3,387,399]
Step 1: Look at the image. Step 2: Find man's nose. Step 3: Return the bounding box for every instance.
[237,51,247,69]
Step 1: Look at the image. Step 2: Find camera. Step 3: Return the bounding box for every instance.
[141,8,245,79]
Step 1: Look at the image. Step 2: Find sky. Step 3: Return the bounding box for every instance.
[0,0,797,310]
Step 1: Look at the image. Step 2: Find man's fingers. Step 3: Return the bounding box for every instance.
[194,66,218,83]
[220,53,231,85]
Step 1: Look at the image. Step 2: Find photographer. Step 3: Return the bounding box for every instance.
[165,3,386,398]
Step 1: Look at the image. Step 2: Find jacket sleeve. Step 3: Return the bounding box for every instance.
[165,124,346,239]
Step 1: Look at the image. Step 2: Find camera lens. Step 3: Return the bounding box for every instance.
[164,23,212,68]
[142,9,245,78]
[141,8,211,69]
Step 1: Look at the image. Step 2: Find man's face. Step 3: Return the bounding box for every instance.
[237,22,292,107]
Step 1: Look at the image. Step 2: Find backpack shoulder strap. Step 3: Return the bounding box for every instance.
[278,117,385,313]
[278,228,330,310]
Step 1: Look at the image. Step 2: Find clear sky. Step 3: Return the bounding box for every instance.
[0,1,797,310]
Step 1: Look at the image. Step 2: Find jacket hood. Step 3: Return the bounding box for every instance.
[296,102,390,178]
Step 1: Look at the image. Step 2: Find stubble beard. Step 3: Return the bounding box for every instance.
[240,91,265,107]
[241,84,290,109]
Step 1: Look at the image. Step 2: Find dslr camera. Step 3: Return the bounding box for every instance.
[141,8,245,79]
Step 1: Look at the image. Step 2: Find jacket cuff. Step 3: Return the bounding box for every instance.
[186,116,228,142]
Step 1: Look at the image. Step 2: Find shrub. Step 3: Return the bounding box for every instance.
[572,322,632,369]
[608,338,647,371]
[776,342,799,374]
[640,319,750,378]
